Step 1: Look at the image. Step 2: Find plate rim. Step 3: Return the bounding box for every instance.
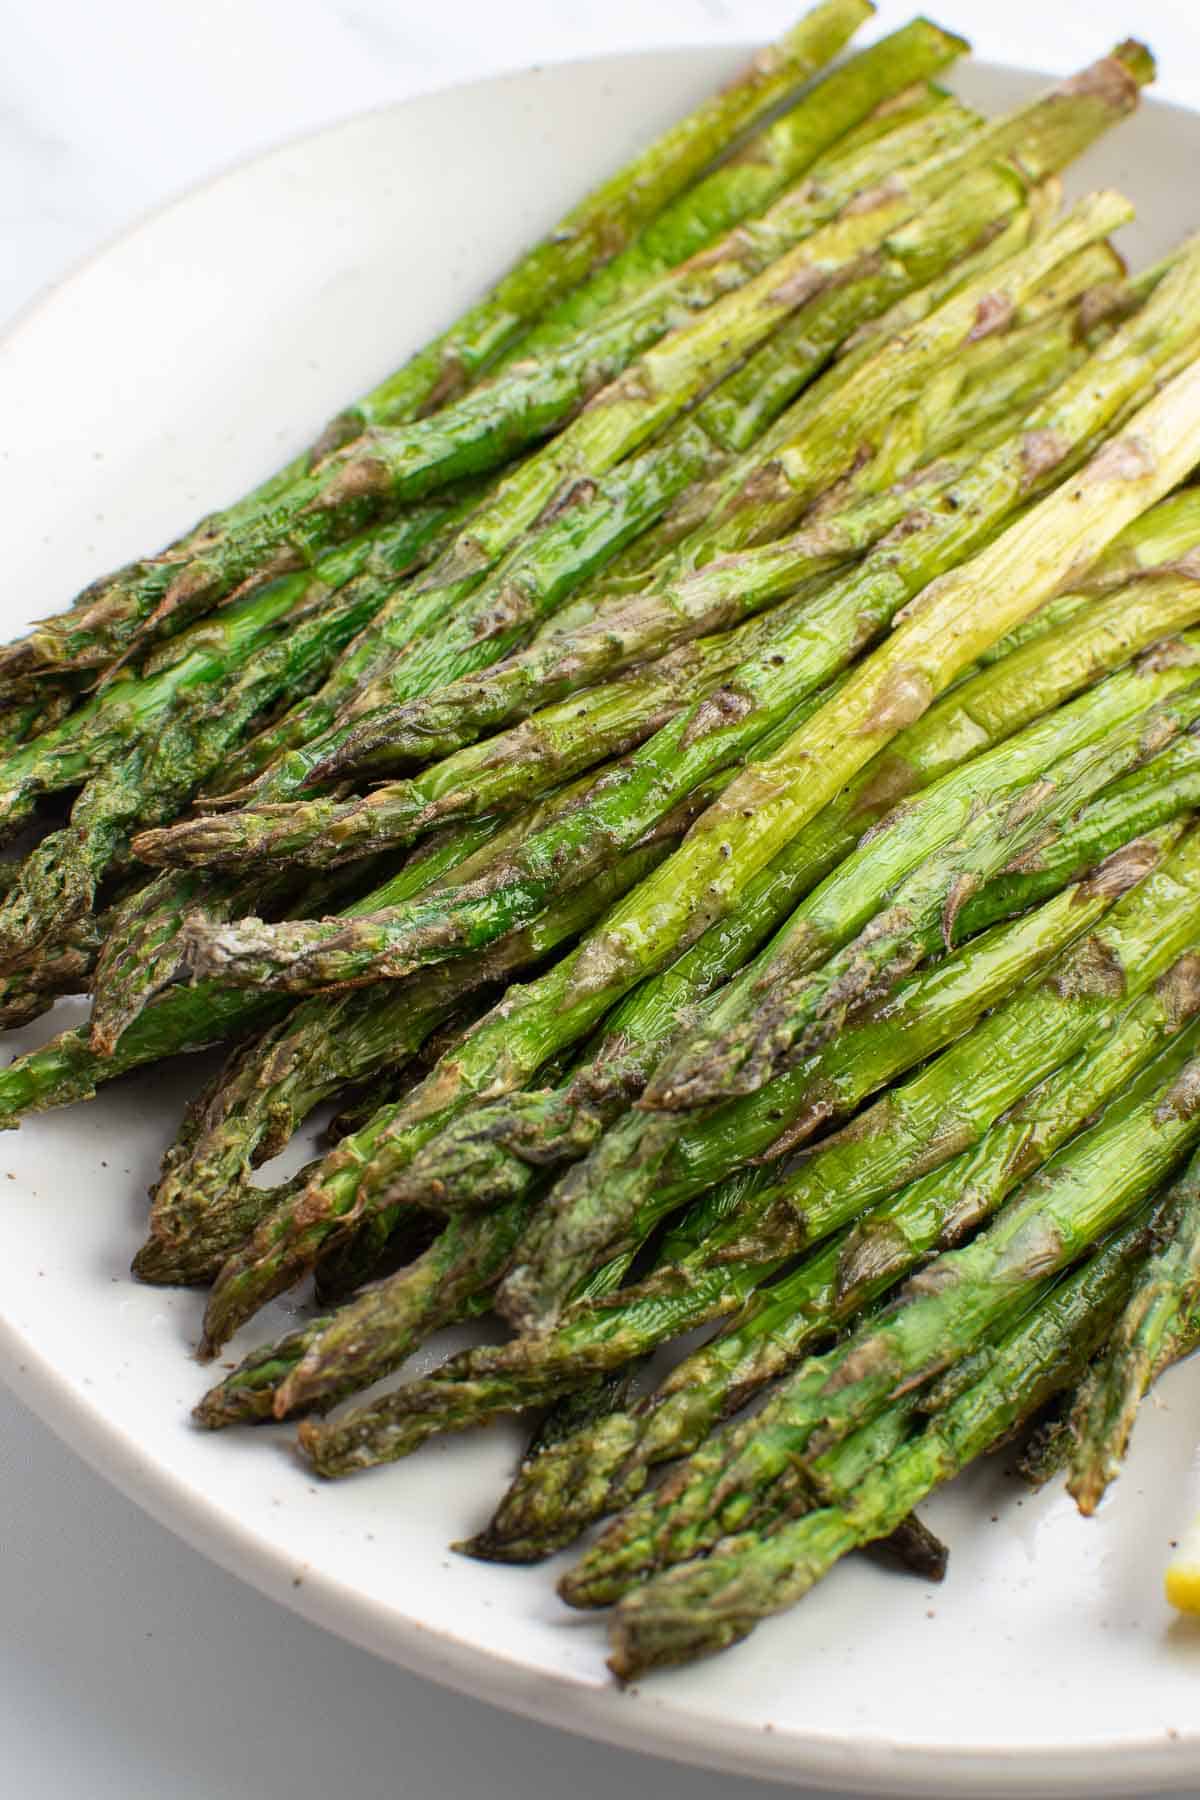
[3,44,1200,1797]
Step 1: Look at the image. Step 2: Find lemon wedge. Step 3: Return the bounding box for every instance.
[1166,1509,1200,1614]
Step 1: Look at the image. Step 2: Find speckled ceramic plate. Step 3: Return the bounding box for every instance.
[2,41,1200,1796]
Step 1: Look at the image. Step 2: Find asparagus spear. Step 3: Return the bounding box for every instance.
[499,806,1200,1330]
[194,367,1200,1352]
[0,676,88,756]
[563,1024,1200,1614]
[206,112,1025,808]
[317,0,874,431]
[192,1312,337,1427]
[287,825,1183,1455]
[0,469,470,694]
[137,831,677,1279]
[3,2,872,683]
[511,20,969,361]
[586,183,1075,593]
[133,401,1053,879]
[605,1213,1158,1678]
[0,548,363,842]
[197,422,728,803]
[474,939,1200,1559]
[0,916,105,1030]
[376,556,1200,1222]
[252,1134,753,1423]
[194,1192,530,1429]
[310,192,1145,788]
[301,260,1128,781]
[0,502,471,917]
[728,816,1200,1254]
[416,677,1200,1221]
[143,684,834,1296]
[72,50,1152,686]
[647,677,1200,1110]
[204,95,992,808]
[86,851,377,1056]
[185,687,843,1347]
[181,214,1180,996]
[195,1141,742,1428]
[0,532,424,965]
[0,787,559,1129]
[187,617,1200,1027]
[395,740,1200,1224]
[138,281,1128,878]
[223,906,1200,1463]
[191,844,1169,1430]
[141,602,842,876]
[85,864,330,1057]
[549,193,1054,610]
[1064,1146,1200,1514]
[197,216,1200,1008]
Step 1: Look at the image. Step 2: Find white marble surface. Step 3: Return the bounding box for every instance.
[4,2,1200,1795]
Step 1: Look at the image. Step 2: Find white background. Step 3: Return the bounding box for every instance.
[4,2,1200,1795]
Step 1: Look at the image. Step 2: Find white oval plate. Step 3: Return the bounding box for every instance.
[3,43,1200,1797]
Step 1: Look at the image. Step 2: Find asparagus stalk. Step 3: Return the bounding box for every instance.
[396,765,1196,1223]
[196,1142,744,1427]
[3,2,872,682]
[193,1313,337,1427]
[77,126,987,660]
[290,826,1183,1458]
[0,503,467,892]
[150,676,841,1310]
[311,192,1142,789]
[585,183,1067,593]
[1,469,469,691]
[208,668,1200,1326]
[134,401,1056,879]
[546,195,1052,612]
[0,551,360,840]
[187,687,843,1348]
[0,916,105,1030]
[204,94,991,808]
[85,865,328,1057]
[510,20,969,361]
[0,784,565,1129]
[0,676,88,755]
[425,677,1200,1221]
[563,1025,1200,1614]
[500,306,1200,1088]
[474,946,1200,1560]
[210,120,1028,810]
[261,1134,753,1423]
[605,1214,1157,1678]
[138,280,1129,879]
[141,604,844,876]
[194,1192,532,1429]
[303,264,1127,782]
[734,819,1200,1253]
[77,50,1151,690]
[319,0,874,430]
[86,853,376,1057]
[378,558,1200,1222]
[499,809,1200,1331]
[187,214,1200,1003]
[648,672,1200,1110]
[137,830,677,1278]
[0,536,421,964]
[193,366,1200,1352]
[1064,1146,1200,1514]
[193,850,1168,1431]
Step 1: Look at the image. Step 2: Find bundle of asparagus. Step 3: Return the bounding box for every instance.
[9,1,1200,1675]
